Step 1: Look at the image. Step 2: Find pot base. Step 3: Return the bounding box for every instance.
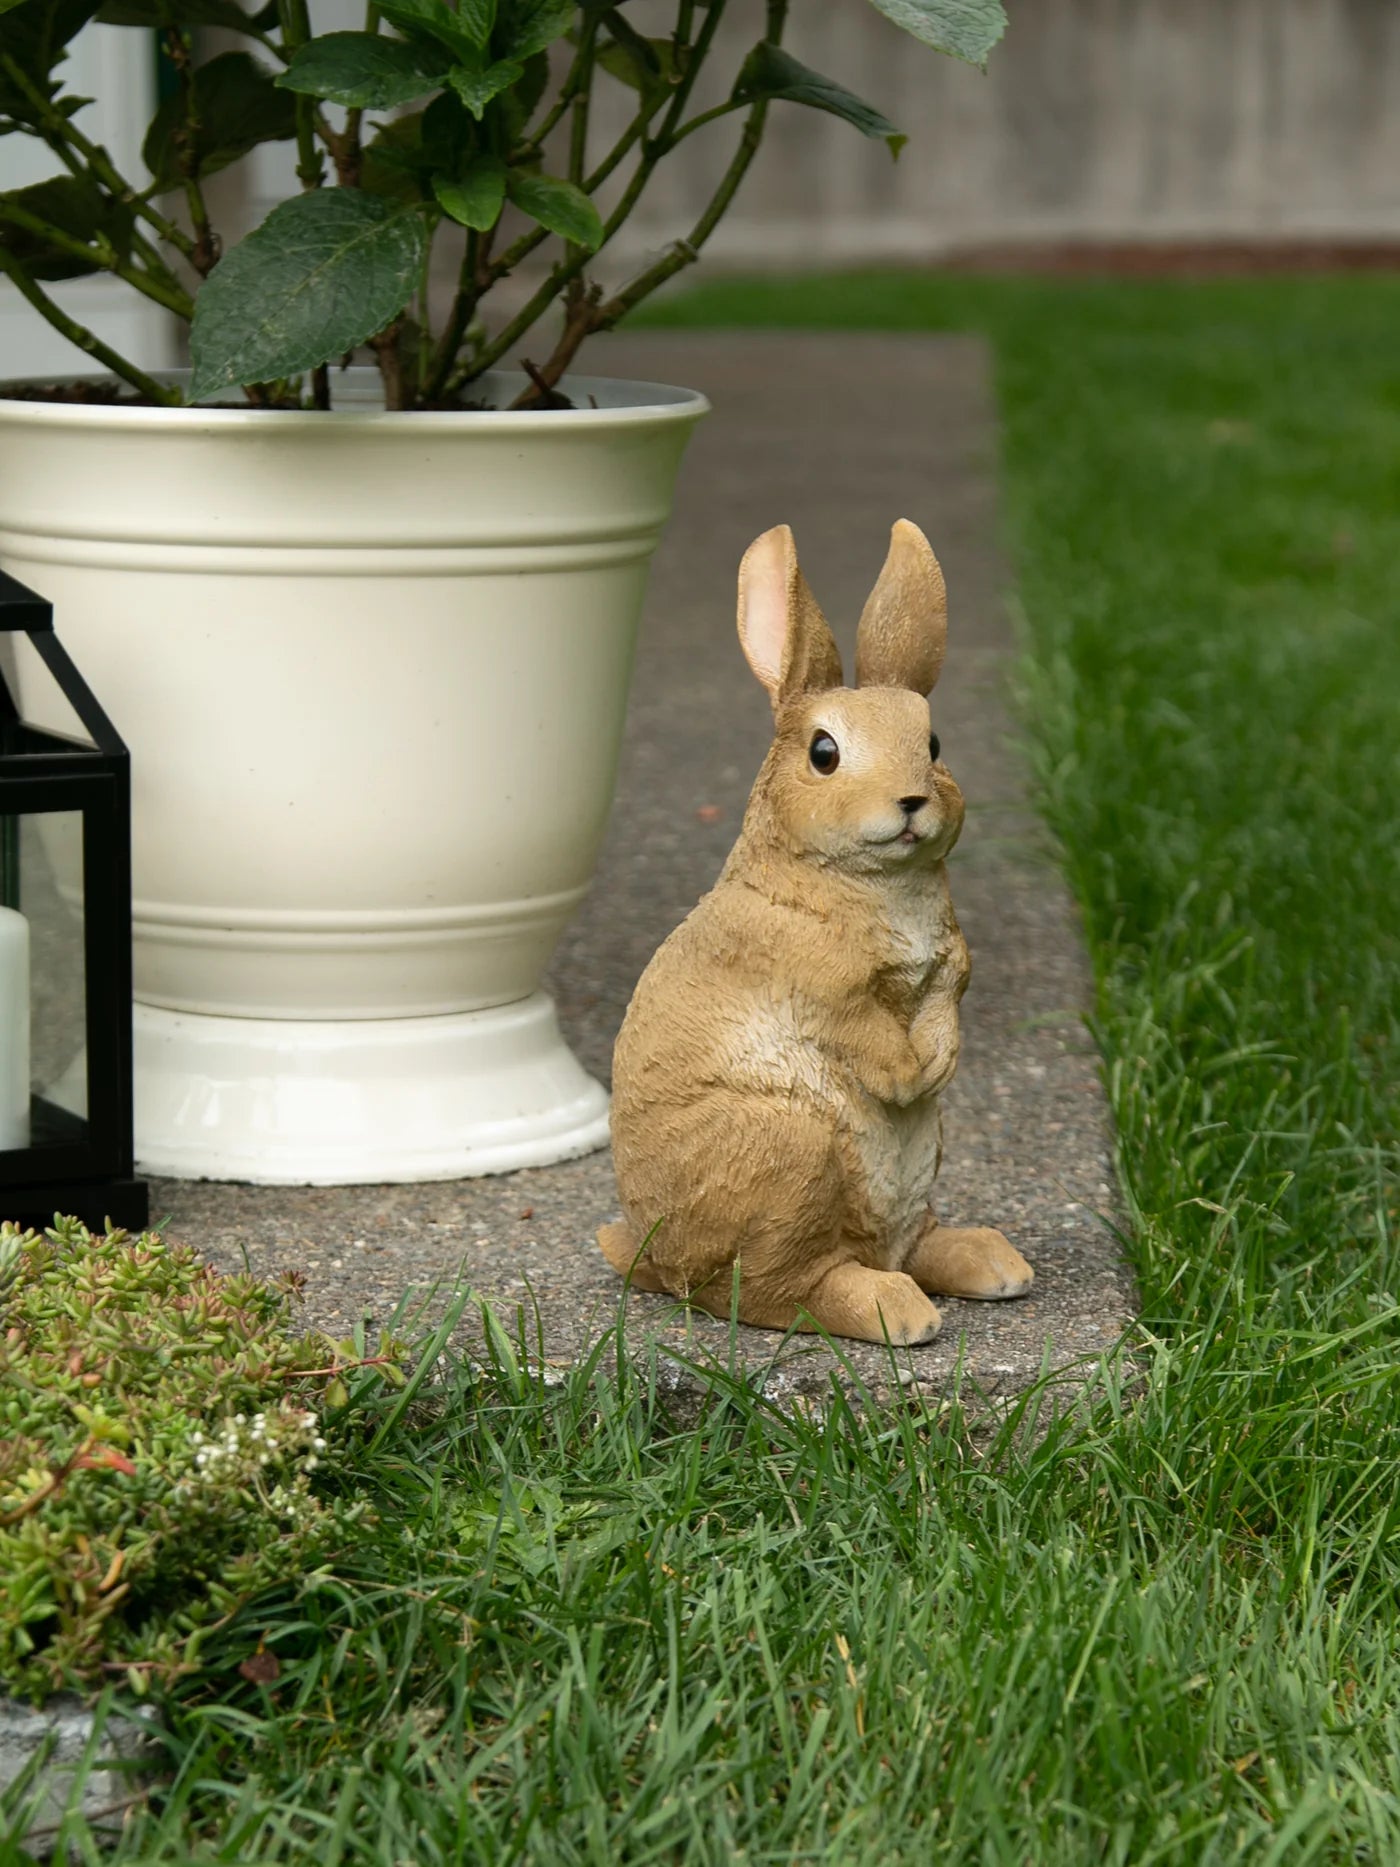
[133,994,610,1184]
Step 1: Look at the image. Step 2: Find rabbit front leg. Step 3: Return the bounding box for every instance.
[905,1215,1035,1301]
[907,992,963,1101]
[798,1260,942,1345]
[902,995,1034,1301]
[835,1002,928,1107]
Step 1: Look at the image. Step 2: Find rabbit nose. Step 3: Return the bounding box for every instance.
[898,795,929,815]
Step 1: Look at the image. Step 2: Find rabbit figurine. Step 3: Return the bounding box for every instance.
[598,520,1034,1346]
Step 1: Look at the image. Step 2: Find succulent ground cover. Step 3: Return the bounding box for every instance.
[0,1218,407,1705]
[4,277,1398,1860]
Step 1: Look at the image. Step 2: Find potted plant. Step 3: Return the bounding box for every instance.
[0,0,1004,1185]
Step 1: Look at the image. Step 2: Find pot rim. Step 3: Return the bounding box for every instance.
[0,365,710,433]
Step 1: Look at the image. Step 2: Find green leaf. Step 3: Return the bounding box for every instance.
[0,173,133,279]
[0,0,103,118]
[732,43,906,157]
[432,153,505,228]
[374,0,479,63]
[496,0,571,61]
[498,47,548,140]
[361,110,432,202]
[863,0,1005,69]
[596,28,683,108]
[141,51,296,189]
[188,189,428,400]
[505,168,603,250]
[277,32,449,108]
[422,87,474,169]
[455,0,495,48]
[97,0,268,30]
[446,57,521,119]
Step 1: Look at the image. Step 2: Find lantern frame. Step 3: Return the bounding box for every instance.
[0,569,147,1233]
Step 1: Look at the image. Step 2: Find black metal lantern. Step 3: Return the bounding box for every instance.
[0,570,147,1233]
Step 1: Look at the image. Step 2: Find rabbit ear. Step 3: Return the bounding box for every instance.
[737,524,843,712]
[854,519,947,695]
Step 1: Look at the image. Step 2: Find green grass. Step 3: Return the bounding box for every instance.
[12,276,1400,1863]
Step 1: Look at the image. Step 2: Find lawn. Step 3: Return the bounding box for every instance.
[11,276,1400,1863]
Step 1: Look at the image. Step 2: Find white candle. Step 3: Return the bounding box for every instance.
[0,905,30,1150]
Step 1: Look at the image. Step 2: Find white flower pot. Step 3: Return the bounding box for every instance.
[0,370,707,1183]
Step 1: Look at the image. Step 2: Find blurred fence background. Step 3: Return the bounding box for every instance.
[598,0,1400,266]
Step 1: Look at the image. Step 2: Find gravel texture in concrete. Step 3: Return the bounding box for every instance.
[150,333,1135,1408]
[0,1693,160,1853]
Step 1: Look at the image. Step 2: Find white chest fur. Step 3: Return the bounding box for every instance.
[858,872,958,1263]
[723,1000,944,1266]
[850,1092,944,1267]
[716,864,958,1268]
[881,867,957,989]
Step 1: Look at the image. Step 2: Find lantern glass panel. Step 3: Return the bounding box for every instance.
[2,810,90,1149]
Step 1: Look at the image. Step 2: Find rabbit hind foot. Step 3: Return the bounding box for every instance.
[597,1221,668,1293]
[907,1221,1034,1300]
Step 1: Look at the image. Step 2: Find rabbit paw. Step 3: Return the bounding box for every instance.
[799,1263,942,1346]
[907,1223,1034,1300]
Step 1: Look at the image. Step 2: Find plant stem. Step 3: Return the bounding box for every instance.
[567,22,596,189]
[0,204,195,318]
[277,0,325,189]
[424,219,499,403]
[668,98,744,145]
[585,116,645,196]
[128,228,190,303]
[649,0,729,152]
[513,0,789,401]
[606,0,786,313]
[600,92,775,322]
[423,227,483,403]
[461,99,679,392]
[337,107,365,185]
[478,132,601,285]
[0,251,180,403]
[473,0,689,312]
[0,52,199,264]
[507,284,600,405]
[416,230,433,390]
[562,16,597,319]
[519,20,600,155]
[161,27,221,277]
[370,322,406,410]
[335,3,377,186]
[462,0,733,387]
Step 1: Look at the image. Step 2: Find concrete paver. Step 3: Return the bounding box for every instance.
[153,333,1136,1408]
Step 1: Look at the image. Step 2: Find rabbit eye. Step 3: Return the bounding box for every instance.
[929,731,941,764]
[809,731,840,775]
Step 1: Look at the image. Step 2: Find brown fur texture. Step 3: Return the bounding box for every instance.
[599,521,1034,1345]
